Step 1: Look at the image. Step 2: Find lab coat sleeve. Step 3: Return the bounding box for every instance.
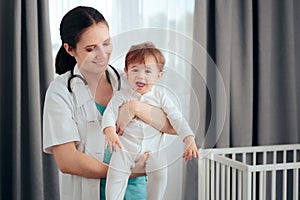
[101,90,126,133]
[43,80,80,154]
[158,91,194,141]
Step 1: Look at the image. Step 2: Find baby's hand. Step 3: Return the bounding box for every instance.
[104,127,122,153]
[183,136,200,161]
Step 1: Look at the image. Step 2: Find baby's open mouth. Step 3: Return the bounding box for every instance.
[136,82,146,87]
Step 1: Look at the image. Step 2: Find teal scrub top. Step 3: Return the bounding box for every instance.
[95,102,147,200]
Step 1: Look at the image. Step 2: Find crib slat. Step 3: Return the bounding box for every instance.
[259,171,265,200]
[253,153,256,200]
[206,159,209,200]
[271,151,277,200]
[216,162,220,200]
[221,164,225,200]
[293,149,299,200]
[232,168,236,200]
[198,154,206,200]
[293,168,299,200]
[238,171,242,200]
[282,170,287,200]
[243,170,252,200]
[258,152,266,200]
[262,152,267,199]
[271,170,276,199]
[232,154,236,200]
[211,160,215,200]
[283,150,287,200]
[242,151,248,199]
[226,166,231,200]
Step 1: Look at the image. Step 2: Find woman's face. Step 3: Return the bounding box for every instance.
[65,22,112,76]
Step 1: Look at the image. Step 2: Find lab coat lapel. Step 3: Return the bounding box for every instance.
[71,65,91,107]
[71,66,101,124]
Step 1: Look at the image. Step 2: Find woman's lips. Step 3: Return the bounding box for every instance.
[93,60,106,66]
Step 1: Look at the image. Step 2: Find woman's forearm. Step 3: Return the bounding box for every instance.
[52,142,108,179]
[130,100,176,134]
[130,173,147,178]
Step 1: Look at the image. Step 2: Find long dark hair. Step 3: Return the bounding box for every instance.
[55,6,108,75]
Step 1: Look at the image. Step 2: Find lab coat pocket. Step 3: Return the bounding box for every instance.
[60,173,80,200]
[85,119,105,161]
[82,177,100,200]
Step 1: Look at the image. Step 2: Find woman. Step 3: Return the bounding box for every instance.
[43,6,175,200]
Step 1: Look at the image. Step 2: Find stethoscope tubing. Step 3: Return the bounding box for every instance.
[67,64,121,93]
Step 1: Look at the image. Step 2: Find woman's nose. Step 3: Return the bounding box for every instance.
[95,45,108,58]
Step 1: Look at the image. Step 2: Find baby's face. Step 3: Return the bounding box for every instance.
[125,56,163,95]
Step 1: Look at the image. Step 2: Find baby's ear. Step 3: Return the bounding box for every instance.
[158,71,164,78]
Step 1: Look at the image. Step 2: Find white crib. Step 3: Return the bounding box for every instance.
[198,144,300,200]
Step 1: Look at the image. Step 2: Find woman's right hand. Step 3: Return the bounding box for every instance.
[131,152,149,175]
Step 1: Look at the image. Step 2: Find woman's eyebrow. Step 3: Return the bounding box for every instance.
[83,38,111,49]
[83,44,97,49]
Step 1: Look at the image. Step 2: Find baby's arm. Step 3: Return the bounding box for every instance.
[102,91,125,152]
[160,92,199,160]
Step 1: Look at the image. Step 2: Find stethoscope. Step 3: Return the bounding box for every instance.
[67,64,121,93]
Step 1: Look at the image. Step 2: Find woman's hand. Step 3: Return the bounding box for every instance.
[130,152,149,176]
[183,136,200,161]
[117,100,176,135]
[104,127,122,153]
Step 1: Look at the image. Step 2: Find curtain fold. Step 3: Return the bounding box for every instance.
[192,0,300,150]
[0,0,58,199]
[186,0,300,199]
[255,0,299,145]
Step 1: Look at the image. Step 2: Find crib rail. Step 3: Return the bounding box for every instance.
[198,144,300,200]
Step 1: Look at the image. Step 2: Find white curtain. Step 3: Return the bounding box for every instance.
[49,1,196,199]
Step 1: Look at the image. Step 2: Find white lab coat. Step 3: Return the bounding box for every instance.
[43,65,125,200]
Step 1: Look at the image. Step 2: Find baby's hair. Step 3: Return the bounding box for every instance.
[125,41,165,71]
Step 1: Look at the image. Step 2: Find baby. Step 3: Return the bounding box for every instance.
[102,41,199,200]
